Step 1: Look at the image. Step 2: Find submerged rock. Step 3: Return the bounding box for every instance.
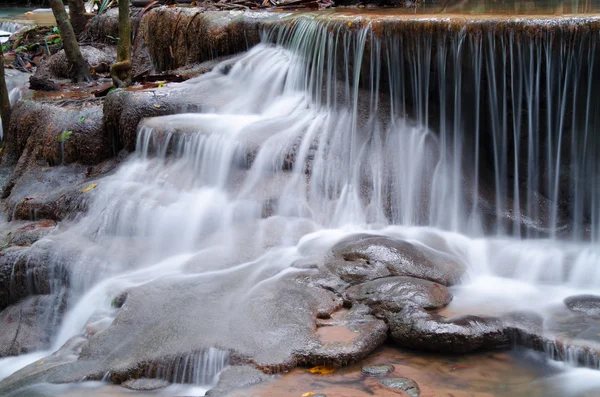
[564,295,600,316]
[121,378,170,391]
[379,377,420,397]
[361,364,394,377]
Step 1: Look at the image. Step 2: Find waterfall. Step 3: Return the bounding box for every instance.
[264,15,600,240]
[1,11,600,395]
[0,21,24,43]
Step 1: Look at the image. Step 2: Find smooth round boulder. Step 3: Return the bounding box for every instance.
[388,304,510,353]
[327,234,465,286]
[361,364,394,377]
[379,377,420,397]
[564,295,600,316]
[344,276,452,314]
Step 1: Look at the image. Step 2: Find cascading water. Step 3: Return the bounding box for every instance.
[1,10,600,397]
[0,21,22,43]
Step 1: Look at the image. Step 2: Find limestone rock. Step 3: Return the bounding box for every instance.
[361,364,394,377]
[344,276,452,314]
[326,234,466,286]
[379,377,420,397]
[564,295,600,316]
[121,378,170,391]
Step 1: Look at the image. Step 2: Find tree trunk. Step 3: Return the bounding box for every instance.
[49,0,91,82]
[0,52,11,140]
[67,0,88,36]
[110,0,132,88]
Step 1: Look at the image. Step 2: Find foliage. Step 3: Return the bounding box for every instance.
[56,130,73,142]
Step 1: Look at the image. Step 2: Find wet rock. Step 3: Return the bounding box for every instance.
[205,365,270,397]
[564,295,600,316]
[1,99,110,169]
[0,296,58,357]
[361,364,394,377]
[140,9,263,73]
[104,86,195,152]
[0,335,100,395]
[326,234,466,286]
[111,292,128,309]
[379,377,420,397]
[7,221,57,247]
[5,165,94,222]
[344,276,452,313]
[501,310,544,336]
[81,8,120,44]
[0,246,41,310]
[32,46,116,82]
[299,310,388,368]
[0,240,71,313]
[388,304,510,353]
[121,378,170,391]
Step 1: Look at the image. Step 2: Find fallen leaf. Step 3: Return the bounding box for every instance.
[307,366,335,375]
[153,104,161,108]
[81,183,98,193]
[37,361,44,366]
[301,393,317,397]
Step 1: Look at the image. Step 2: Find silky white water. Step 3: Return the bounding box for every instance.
[1,15,600,395]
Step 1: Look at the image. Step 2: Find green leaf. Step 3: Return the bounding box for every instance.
[52,27,60,34]
[53,37,62,45]
[79,116,86,122]
[56,130,73,143]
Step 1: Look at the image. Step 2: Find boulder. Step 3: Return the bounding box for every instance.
[343,276,452,313]
[361,364,394,377]
[32,46,116,82]
[379,377,420,397]
[326,234,466,286]
[387,304,511,353]
[564,295,600,316]
[300,305,388,368]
